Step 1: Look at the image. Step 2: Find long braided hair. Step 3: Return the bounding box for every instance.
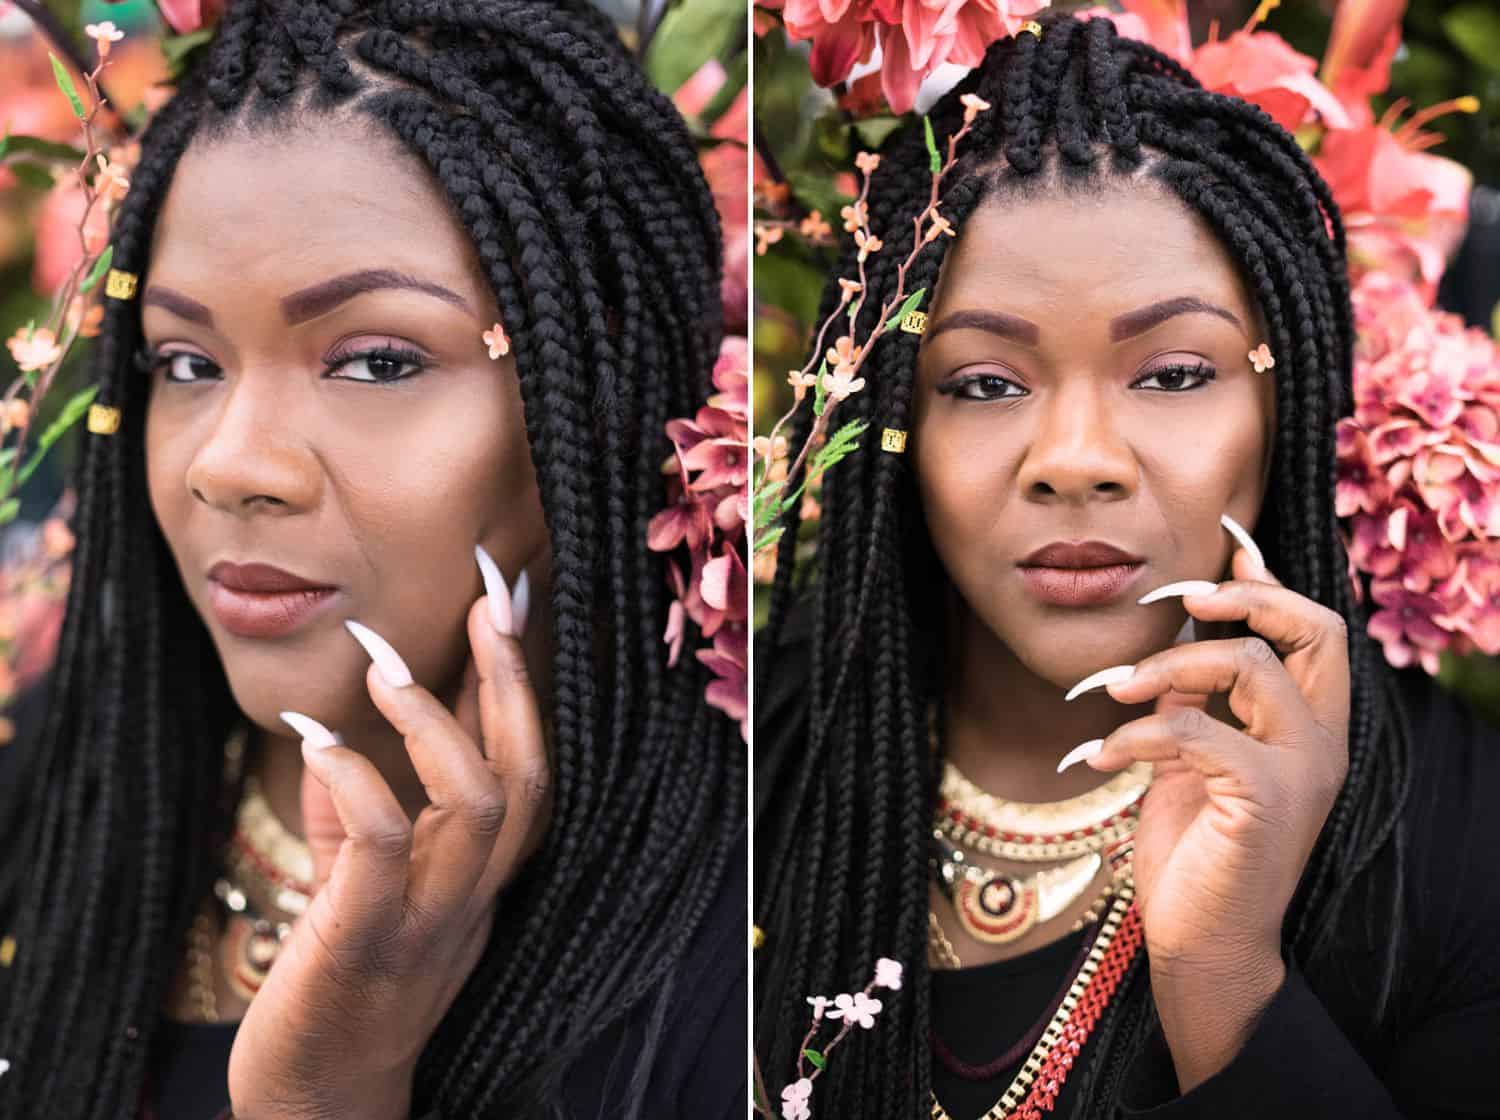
[754,14,1412,1116]
[0,1,742,1116]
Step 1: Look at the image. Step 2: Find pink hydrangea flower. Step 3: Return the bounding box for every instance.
[874,958,904,990]
[826,990,883,1029]
[781,1077,814,1120]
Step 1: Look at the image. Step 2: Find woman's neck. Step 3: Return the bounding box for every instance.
[941,609,1156,804]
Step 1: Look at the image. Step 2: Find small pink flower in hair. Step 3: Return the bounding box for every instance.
[959,93,992,125]
[85,21,124,57]
[483,322,510,360]
[838,277,863,303]
[1248,343,1275,373]
[854,229,883,261]
[855,151,881,175]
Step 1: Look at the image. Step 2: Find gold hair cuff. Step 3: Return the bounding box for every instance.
[1020,20,1043,37]
[900,310,927,335]
[881,428,908,454]
[752,925,766,949]
[87,404,121,435]
[104,269,138,300]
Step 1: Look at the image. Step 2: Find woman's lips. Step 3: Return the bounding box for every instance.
[207,580,341,639]
[1018,563,1145,607]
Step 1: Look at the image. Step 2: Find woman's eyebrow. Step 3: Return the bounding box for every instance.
[280,268,475,324]
[1109,296,1244,341]
[926,296,1244,346]
[142,286,215,326]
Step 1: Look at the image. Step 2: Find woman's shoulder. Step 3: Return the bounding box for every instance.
[1386,669,1500,995]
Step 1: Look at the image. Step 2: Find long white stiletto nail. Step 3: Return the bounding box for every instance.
[280,710,341,749]
[1057,739,1105,773]
[1138,580,1219,605]
[1220,513,1266,576]
[344,619,414,688]
[1065,664,1136,701]
[513,570,530,636]
[474,544,517,636]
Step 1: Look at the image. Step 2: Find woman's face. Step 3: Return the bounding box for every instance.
[912,182,1277,685]
[143,118,548,733]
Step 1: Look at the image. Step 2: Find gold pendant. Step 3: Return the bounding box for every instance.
[954,851,1102,944]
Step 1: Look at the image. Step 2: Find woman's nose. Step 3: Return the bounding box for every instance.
[1015,383,1136,503]
[184,377,321,514]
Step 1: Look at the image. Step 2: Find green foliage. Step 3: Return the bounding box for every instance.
[48,53,85,119]
[801,1048,826,1070]
[78,246,113,295]
[883,287,926,332]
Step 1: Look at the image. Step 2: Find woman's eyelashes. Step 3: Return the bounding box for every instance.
[936,360,1217,401]
[137,342,431,386]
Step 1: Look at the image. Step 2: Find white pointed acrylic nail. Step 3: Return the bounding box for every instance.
[279,710,341,750]
[1057,739,1105,774]
[474,543,520,637]
[513,569,530,636]
[1065,664,1136,701]
[344,619,414,688]
[1138,580,1219,605]
[1220,513,1265,576]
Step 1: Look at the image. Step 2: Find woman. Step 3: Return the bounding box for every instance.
[0,2,746,1118]
[754,13,1500,1119]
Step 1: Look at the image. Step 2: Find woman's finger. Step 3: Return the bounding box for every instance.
[295,733,412,937]
[466,593,552,904]
[345,620,509,924]
[1103,637,1315,745]
[1155,581,1350,739]
[1078,705,1270,797]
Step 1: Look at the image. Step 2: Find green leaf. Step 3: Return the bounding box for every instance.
[852,115,904,150]
[809,419,868,476]
[1443,4,1500,75]
[16,384,99,489]
[811,358,829,417]
[754,525,786,553]
[0,498,19,528]
[0,134,87,166]
[883,287,927,333]
[10,162,54,191]
[49,54,85,120]
[161,29,216,72]
[802,1048,827,1070]
[923,115,940,173]
[753,478,788,532]
[78,245,113,294]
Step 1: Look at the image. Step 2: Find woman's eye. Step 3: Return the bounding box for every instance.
[326,347,427,384]
[1134,362,1216,392]
[149,351,220,383]
[945,373,1026,401]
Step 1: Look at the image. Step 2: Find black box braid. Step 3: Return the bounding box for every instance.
[754,13,1410,1118]
[0,2,743,1117]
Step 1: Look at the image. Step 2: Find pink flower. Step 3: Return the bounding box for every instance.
[94,154,130,204]
[6,326,61,373]
[155,0,227,35]
[1319,0,1405,125]
[647,475,712,552]
[700,540,747,620]
[482,322,510,359]
[781,1077,814,1120]
[85,22,125,59]
[822,364,866,402]
[1367,577,1461,675]
[959,92,991,124]
[697,625,747,741]
[806,995,832,1020]
[826,990,883,1029]
[1335,421,1391,517]
[854,151,880,175]
[874,957,904,990]
[1190,29,1351,133]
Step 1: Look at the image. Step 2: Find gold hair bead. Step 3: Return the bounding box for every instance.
[87,403,121,435]
[0,934,16,967]
[752,925,766,950]
[900,309,927,335]
[881,428,908,454]
[1020,20,1043,37]
[104,268,138,300]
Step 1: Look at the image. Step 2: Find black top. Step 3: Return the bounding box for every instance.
[0,678,747,1120]
[756,612,1500,1118]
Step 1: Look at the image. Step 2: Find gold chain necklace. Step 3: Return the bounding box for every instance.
[930,874,1143,1120]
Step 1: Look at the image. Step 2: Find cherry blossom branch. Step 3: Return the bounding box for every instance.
[2,22,130,524]
[751,97,991,561]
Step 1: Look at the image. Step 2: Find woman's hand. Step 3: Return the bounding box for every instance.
[227,577,551,1120]
[1080,546,1350,1087]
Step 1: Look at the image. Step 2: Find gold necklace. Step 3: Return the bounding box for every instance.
[930,876,1143,1120]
